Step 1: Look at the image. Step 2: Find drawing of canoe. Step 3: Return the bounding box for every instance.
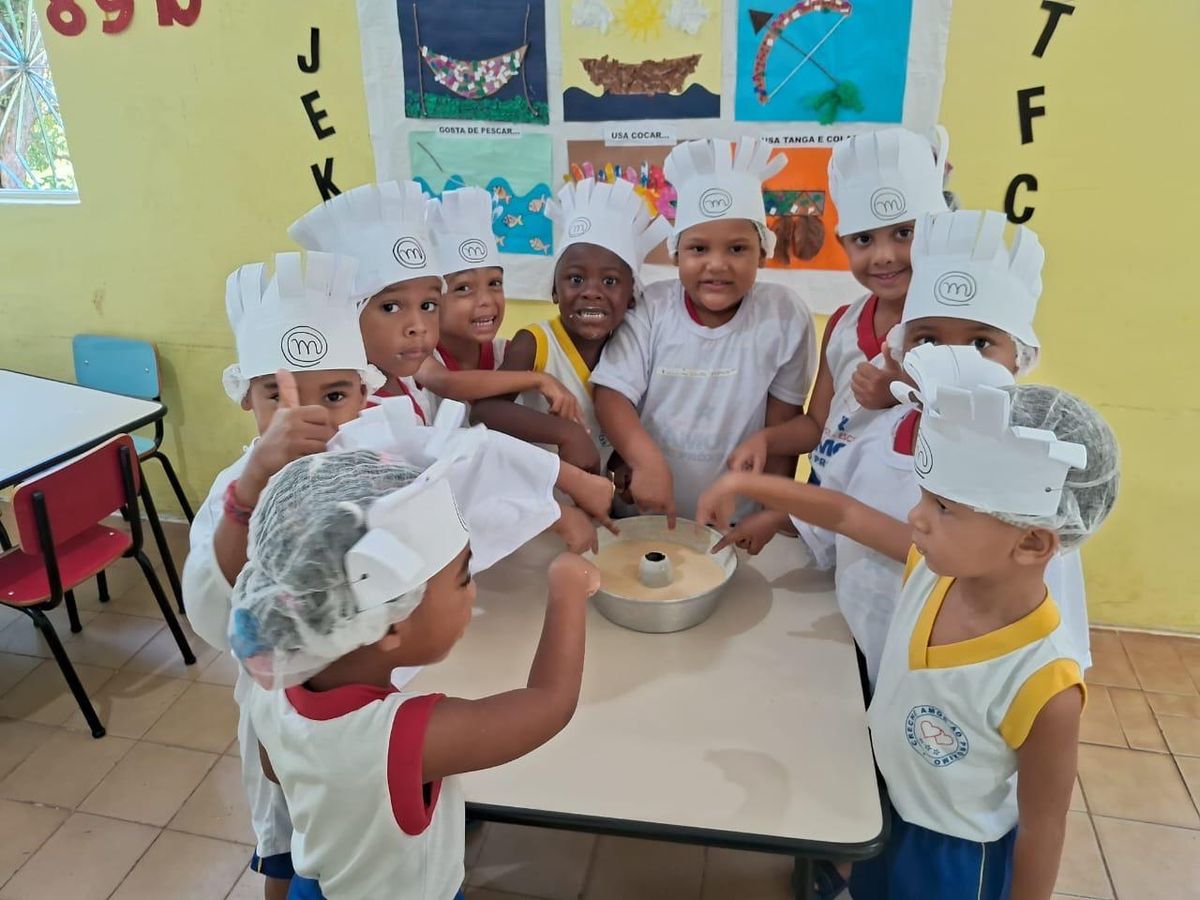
[581,54,702,96]
[419,44,529,100]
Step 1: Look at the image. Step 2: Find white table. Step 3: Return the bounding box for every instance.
[410,533,885,877]
[0,370,165,488]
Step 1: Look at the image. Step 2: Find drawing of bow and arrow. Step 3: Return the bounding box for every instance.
[749,0,864,124]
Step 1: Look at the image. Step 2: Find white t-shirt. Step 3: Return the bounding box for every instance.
[591,279,817,520]
[247,682,464,899]
[869,551,1085,842]
[517,317,611,470]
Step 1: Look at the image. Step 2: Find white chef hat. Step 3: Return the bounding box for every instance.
[550,177,671,283]
[426,186,503,276]
[828,126,949,236]
[664,137,786,256]
[903,210,1044,348]
[288,181,442,304]
[890,342,1015,409]
[221,251,386,403]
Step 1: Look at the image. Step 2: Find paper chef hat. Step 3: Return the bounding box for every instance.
[550,177,672,281]
[828,126,949,236]
[664,137,787,256]
[901,345,1086,518]
[288,181,441,304]
[426,186,503,276]
[891,342,1016,408]
[903,210,1044,348]
[222,251,383,403]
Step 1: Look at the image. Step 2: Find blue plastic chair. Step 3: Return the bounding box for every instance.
[72,335,193,612]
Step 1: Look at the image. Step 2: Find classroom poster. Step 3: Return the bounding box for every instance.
[560,0,721,121]
[565,140,675,263]
[397,0,551,124]
[761,146,848,273]
[735,0,915,125]
[409,131,554,257]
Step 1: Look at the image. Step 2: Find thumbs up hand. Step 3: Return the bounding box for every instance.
[236,370,337,507]
[851,343,904,410]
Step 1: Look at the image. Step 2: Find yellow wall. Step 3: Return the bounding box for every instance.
[2,3,1194,630]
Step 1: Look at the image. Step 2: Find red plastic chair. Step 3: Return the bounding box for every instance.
[0,436,195,738]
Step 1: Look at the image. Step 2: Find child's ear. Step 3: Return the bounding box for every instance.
[376,623,404,652]
[239,393,253,412]
[1014,527,1058,567]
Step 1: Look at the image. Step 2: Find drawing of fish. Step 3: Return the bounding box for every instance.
[527,196,547,213]
[492,185,512,202]
[496,235,506,247]
[504,214,525,228]
[529,237,550,253]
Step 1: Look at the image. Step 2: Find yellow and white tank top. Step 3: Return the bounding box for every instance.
[518,317,611,469]
[867,550,1085,843]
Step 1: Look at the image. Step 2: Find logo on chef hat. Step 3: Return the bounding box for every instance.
[699,188,734,218]
[870,188,907,221]
[906,705,969,768]
[392,237,428,270]
[281,326,328,368]
[914,434,934,476]
[457,239,489,264]
[934,271,978,307]
[567,217,592,238]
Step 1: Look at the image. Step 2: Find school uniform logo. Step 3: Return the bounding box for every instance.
[280,326,328,368]
[870,188,907,221]
[906,705,969,767]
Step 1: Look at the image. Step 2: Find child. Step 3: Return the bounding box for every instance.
[184,252,615,900]
[699,211,1092,682]
[472,177,671,474]
[289,181,583,427]
[231,449,601,899]
[590,137,817,533]
[726,126,949,482]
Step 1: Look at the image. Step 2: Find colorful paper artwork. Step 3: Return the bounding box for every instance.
[398,0,550,124]
[561,0,721,121]
[761,147,848,272]
[565,140,676,263]
[735,0,914,125]
[409,132,554,256]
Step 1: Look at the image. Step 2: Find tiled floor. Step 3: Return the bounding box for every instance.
[0,522,1197,899]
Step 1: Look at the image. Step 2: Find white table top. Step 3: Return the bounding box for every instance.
[409,533,884,855]
[0,371,164,488]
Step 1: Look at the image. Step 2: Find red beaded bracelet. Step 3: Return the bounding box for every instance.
[223,480,255,526]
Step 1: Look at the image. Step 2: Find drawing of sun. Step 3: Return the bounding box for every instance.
[615,0,665,41]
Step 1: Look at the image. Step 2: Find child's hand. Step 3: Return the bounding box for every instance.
[558,465,619,535]
[712,509,785,555]
[727,431,769,474]
[548,552,602,599]
[630,457,676,528]
[851,343,903,410]
[695,474,738,532]
[552,505,600,554]
[239,370,336,505]
[536,374,586,427]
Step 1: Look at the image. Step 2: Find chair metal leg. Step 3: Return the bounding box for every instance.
[149,451,195,523]
[64,589,82,633]
[139,483,185,613]
[96,570,110,603]
[133,550,195,666]
[26,608,105,738]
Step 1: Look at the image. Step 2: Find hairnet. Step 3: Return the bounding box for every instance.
[229,450,466,690]
[985,385,1120,550]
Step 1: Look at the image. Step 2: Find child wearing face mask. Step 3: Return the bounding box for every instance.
[590,138,818,536]
[471,177,671,475]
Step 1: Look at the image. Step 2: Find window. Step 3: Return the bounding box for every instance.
[0,0,77,197]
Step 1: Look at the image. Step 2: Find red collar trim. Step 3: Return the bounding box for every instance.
[436,343,461,372]
[286,682,396,721]
[857,294,885,360]
[894,409,922,456]
[389,380,428,424]
[479,340,496,371]
[683,292,704,324]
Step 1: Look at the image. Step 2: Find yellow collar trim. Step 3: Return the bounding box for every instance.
[909,578,1062,670]
[529,325,549,374]
[550,316,593,394]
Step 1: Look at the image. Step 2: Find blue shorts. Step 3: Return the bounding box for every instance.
[249,851,294,881]
[849,811,1015,900]
[288,878,464,900]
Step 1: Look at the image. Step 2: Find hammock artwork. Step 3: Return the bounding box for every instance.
[409,2,547,123]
